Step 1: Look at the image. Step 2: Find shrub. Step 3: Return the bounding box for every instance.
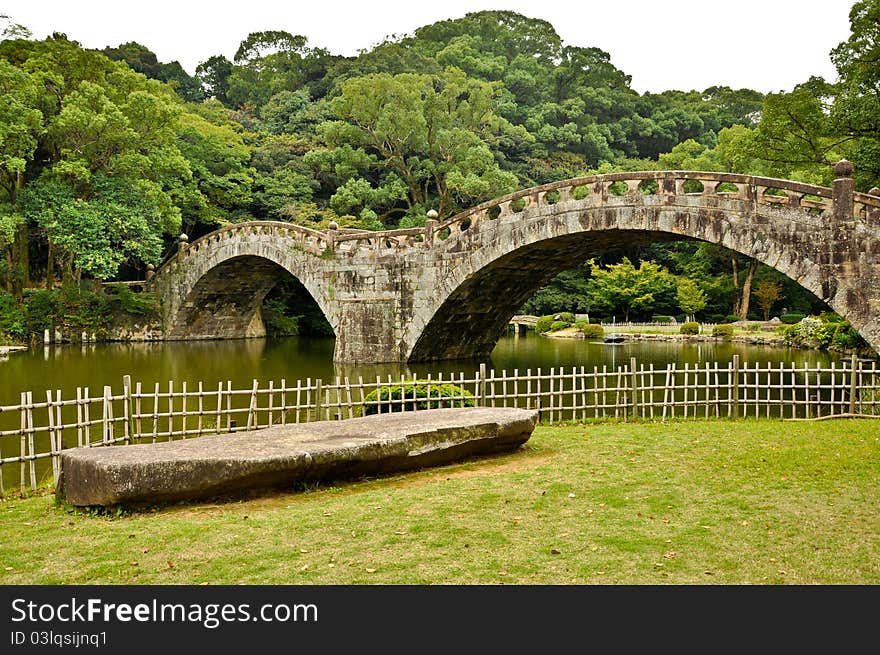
[724,314,740,324]
[680,322,700,335]
[105,284,158,316]
[651,315,674,323]
[554,312,575,324]
[0,291,25,341]
[780,313,805,324]
[535,315,556,334]
[363,382,474,415]
[549,320,570,332]
[712,324,735,340]
[831,321,868,350]
[574,320,587,330]
[580,323,604,339]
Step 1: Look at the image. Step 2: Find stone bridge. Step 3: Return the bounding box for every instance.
[152,163,880,363]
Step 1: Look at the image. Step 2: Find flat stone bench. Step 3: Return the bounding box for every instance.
[57,407,538,507]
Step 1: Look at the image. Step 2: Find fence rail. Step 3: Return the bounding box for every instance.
[1,355,878,494]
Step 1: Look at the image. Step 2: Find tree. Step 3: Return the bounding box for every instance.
[753,279,783,320]
[310,67,525,223]
[676,278,707,321]
[586,258,677,322]
[830,0,880,190]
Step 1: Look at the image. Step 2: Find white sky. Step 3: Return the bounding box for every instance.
[3,0,855,93]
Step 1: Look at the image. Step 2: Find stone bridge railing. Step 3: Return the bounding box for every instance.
[155,166,880,275]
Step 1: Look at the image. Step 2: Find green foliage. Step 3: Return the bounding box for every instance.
[262,297,300,337]
[0,290,24,340]
[535,315,556,334]
[676,278,707,317]
[22,286,111,340]
[104,284,158,316]
[549,320,569,332]
[363,382,474,415]
[651,315,675,323]
[781,313,806,324]
[712,323,734,340]
[587,258,678,322]
[680,322,700,335]
[580,323,604,339]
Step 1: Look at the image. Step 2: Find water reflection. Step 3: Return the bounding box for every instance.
[0,333,843,408]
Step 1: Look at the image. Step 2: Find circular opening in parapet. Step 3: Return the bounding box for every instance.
[460,217,472,231]
[571,185,589,200]
[544,189,561,205]
[716,182,739,194]
[438,227,451,241]
[682,179,704,194]
[487,205,501,220]
[608,181,629,196]
[511,198,526,213]
[638,179,658,195]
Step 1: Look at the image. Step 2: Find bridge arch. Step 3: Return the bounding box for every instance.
[151,169,880,363]
[404,170,880,361]
[153,223,337,340]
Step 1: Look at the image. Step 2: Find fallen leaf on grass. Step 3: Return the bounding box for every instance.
[167,561,175,569]
[551,548,561,555]
[663,551,676,560]
[365,568,377,574]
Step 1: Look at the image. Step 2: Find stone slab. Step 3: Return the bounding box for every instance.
[57,407,538,507]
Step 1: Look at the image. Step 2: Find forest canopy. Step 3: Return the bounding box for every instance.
[0,4,877,323]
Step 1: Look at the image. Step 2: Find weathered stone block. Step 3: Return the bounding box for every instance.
[57,407,538,507]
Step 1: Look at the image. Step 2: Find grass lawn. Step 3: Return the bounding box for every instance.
[1,418,878,585]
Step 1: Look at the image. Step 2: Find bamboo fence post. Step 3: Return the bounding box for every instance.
[150,383,159,443]
[804,363,812,419]
[629,357,638,420]
[102,386,113,445]
[281,378,287,425]
[83,387,91,447]
[167,380,174,439]
[181,381,188,438]
[662,365,670,421]
[295,379,302,423]
[526,368,532,411]
[478,363,487,406]
[135,382,143,443]
[732,355,740,419]
[215,381,223,434]
[46,390,59,482]
[26,391,35,490]
[268,380,274,427]
[19,391,26,493]
[122,375,132,445]
[76,387,83,448]
[246,379,258,430]
[849,353,858,414]
[314,379,323,422]
[225,380,232,431]
[593,366,600,420]
[197,381,204,436]
[548,368,555,425]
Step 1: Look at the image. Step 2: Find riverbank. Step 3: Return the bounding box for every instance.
[2,418,878,584]
[542,325,787,346]
[0,345,27,355]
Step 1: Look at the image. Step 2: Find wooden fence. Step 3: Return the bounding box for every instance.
[1,355,878,494]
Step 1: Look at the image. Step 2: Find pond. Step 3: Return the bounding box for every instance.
[0,333,841,408]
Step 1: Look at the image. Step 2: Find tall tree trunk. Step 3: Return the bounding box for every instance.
[738,259,759,321]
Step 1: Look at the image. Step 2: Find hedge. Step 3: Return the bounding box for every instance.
[363,382,475,415]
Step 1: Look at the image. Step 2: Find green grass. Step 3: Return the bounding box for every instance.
[1,418,878,585]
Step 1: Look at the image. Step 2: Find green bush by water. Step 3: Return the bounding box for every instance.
[363,382,475,415]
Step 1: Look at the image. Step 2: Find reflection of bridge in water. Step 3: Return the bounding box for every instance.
[152,162,880,364]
